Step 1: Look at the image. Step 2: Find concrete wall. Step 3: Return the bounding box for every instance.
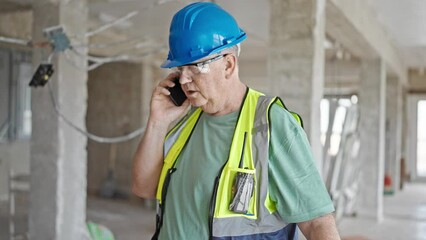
[324,59,360,95]
[239,59,269,93]
[86,61,158,198]
[0,57,162,201]
[0,10,32,40]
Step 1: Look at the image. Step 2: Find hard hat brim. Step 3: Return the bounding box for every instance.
[161,32,246,69]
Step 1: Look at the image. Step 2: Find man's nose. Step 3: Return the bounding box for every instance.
[179,71,192,85]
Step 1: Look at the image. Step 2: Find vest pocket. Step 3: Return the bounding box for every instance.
[229,169,255,214]
[215,167,257,219]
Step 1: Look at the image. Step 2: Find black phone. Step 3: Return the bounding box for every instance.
[167,77,187,106]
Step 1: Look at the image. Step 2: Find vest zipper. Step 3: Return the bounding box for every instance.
[208,175,221,240]
[209,158,230,239]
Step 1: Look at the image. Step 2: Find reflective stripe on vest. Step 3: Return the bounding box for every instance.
[156,107,202,203]
[155,88,302,239]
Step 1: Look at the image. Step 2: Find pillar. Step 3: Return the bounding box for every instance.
[385,77,402,193]
[29,1,88,239]
[268,0,326,169]
[358,59,386,221]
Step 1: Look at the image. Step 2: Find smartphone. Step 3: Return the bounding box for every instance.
[167,77,187,106]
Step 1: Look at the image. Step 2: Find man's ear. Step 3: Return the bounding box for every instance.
[224,54,237,78]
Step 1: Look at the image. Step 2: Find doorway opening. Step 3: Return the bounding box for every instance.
[417,100,426,177]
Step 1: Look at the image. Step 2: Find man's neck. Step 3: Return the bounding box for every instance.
[209,80,247,116]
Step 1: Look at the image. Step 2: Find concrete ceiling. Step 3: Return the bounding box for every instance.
[87,0,271,60]
[365,0,426,68]
[0,0,425,69]
[87,0,426,68]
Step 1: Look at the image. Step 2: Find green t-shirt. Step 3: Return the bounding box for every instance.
[158,104,334,239]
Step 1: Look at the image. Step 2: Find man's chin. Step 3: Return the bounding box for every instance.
[189,99,207,108]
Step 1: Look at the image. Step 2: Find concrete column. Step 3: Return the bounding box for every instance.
[30,1,88,239]
[358,59,386,221]
[268,0,326,169]
[400,89,408,186]
[395,80,403,190]
[385,77,402,193]
[324,59,361,94]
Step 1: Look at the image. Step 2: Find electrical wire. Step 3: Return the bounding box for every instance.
[27,0,184,142]
[64,46,165,71]
[46,47,150,143]
[71,47,129,63]
[0,36,29,46]
[72,35,147,49]
[85,11,139,38]
[47,52,54,63]
[80,0,185,42]
[46,81,145,143]
[63,50,88,70]
[62,0,176,71]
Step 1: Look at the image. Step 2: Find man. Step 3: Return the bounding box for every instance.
[132,2,341,239]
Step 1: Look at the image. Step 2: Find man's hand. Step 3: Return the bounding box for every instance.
[149,72,190,129]
[298,213,341,240]
[132,73,189,199]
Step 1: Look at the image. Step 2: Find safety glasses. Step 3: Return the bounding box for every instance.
[177,54,227,75]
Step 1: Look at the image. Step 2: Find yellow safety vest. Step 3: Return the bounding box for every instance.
[153,88,303,239]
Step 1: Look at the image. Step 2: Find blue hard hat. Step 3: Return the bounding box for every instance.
[161,2,247,68]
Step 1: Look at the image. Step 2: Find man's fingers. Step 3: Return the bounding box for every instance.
[160,72,180,87]
[154,85,171,96]
[159,79,175,88]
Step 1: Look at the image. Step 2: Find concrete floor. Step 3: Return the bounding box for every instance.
[338,182,426,240]
[86,197,156,240]
[1,182,426,239]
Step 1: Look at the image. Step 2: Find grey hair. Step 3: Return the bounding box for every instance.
[230,43,241,57]
[221,43,241,57]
